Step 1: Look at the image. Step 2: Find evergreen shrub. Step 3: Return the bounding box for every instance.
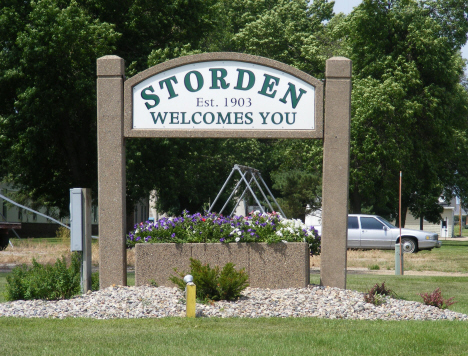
[170,258,249,302]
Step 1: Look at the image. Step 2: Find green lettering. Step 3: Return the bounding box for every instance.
[203,112,215,124]
[180,112,190,124]
[234,112,243,124]
[209,68,230,89]
[170,112,179,124]
[271,112,283,125]
[279,83,307,109]
[150,112,168,124]
[234,69,255,91]
[259,112,270,124]
[258,74,279,98]
[192,112,202,124]
[159,76,179,99]
[217,112,232,125]
[244,112,253,124]
[141,86,160,109]
[184,71,204,92]
[285,112,296,125]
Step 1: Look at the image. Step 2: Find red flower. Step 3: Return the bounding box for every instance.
[202,218,206,222]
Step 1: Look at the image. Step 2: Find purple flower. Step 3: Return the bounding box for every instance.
[220,238,225,242]
[171,233,176,238]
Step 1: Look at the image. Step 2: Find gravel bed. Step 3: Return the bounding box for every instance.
[0,285,466,321]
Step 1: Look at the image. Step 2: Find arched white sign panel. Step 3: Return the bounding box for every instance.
[124,53,323,138]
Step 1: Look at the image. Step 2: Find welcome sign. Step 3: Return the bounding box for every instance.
[99,53,351,289]
[124,54,323,138]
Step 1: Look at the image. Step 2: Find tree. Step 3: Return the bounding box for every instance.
[271,170,322,221]
[231,0,334,75]
[125,0,335,216]
[344,0,468,224]
[0,0,119,214]
[126,136,281,216]
[0,0,216,215]
[77,0,218,75]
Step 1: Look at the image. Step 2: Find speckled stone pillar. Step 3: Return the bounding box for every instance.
[97,55,127,288]
[321,57,352,289]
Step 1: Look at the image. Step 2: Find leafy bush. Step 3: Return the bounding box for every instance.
[364,282,395,306]
[127,210,320,255]
[5,253,99,301]
[169,258,249,302]
[5,253,81,301]
[419,288,456,309]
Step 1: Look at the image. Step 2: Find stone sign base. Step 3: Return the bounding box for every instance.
[135,242,310,289]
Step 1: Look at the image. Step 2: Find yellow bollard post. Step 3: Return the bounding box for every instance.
[186,282,196,318]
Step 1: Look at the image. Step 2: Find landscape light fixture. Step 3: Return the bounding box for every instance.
[183,275,194,284]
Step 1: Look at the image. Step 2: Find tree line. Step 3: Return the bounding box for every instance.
[1,0,468,226]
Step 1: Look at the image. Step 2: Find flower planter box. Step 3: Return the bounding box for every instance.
[135,242,310,289]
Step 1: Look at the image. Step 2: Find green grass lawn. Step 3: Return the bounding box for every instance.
[1,271,467,356]
[0,317,467,356]
[1,241,467,355]
[346,239,468,273]
[429,240,468,272]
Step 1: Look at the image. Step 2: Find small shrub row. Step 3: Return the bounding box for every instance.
[364,282,457,309]
[5,253,99,301]
[170,258,249,302]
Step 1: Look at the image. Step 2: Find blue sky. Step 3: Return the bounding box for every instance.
[332,0,468,60]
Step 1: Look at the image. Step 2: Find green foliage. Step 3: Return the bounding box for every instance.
[0,0,216,215]
[2,0,468,223]
[342,0,468,220]
[419,288,456,309]
[125,137,281,216]
[169,258,249,301]
[272,169,322,221]
[0,0,119,214]
[124,0,336,215]
[5,253,81,301]
[91,271,100,292]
